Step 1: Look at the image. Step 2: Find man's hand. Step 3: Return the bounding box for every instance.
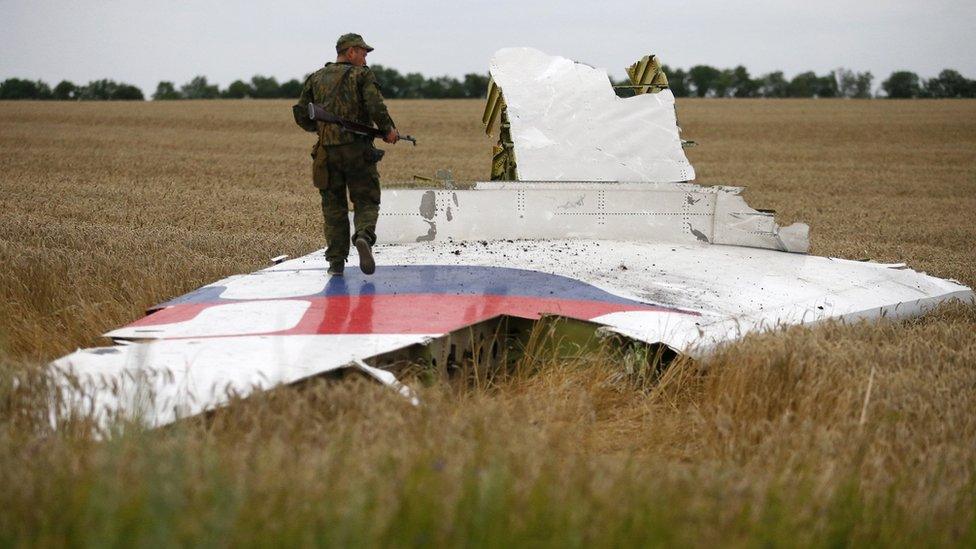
[383,128,399,144]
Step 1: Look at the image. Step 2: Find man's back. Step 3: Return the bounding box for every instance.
[300,62,394,146]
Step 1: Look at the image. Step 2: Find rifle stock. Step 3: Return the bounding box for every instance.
[308,103,417,146]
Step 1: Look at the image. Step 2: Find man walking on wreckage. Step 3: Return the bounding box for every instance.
[293,33,399,276]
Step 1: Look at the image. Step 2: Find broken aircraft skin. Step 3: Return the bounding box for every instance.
[51,48,974,429]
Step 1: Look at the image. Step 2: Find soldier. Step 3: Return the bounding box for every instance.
[294,33,399,276]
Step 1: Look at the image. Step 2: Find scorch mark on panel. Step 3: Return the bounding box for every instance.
[416,190,438,241]
[687,223,709,243]
[557,195,586,210]
[419,191,436,220]
[417,220,437,242]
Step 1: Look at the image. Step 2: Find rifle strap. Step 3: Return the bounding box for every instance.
[317,66,355,145]
[326,66,354,109]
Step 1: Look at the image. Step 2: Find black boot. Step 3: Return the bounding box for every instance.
[354,237,375,275]
[327,260,344,276]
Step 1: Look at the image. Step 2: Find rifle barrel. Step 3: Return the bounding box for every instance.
[308,103,417,146]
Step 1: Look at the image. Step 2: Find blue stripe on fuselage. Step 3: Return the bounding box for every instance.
[153,265,652,309]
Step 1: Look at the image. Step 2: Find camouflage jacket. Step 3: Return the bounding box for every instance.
[295,62,395,146]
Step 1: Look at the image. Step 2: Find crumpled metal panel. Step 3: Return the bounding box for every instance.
[51,241,971,428]
[364,241,973,355]
[488,47,695,182]
[53,334,433,428]
[379,182,809,253]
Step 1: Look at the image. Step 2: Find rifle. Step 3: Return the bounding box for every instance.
[308,103,417,146]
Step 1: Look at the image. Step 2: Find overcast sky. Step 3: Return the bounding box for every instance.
[2,0,973,95]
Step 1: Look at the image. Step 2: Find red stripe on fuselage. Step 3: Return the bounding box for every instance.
[283,294,672,334]
[129,294,682,336]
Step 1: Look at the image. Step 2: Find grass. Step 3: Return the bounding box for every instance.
[1,98,975,546]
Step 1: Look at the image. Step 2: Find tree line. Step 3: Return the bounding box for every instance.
[149,68,490,100]
[2,66,973,101]
[0,78,144,100]
[614,66,975,99]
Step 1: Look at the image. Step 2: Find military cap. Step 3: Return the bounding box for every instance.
[336,33,374,53]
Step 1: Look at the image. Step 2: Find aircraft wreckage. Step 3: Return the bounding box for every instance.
[53,47,973,428]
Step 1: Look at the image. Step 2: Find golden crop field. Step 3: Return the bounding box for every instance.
[1,98,975,545]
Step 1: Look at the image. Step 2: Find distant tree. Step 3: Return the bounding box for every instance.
[152,81,181,100]
[687,65,721,97]
[370,65,406,99]
[53,80,78,100]
[249,75,280,98]
[835,68,858,98]
[39,79,54,99]
[786,71,818,97]
[882,71,921,98]
[111,83,144,100]
[923,69,972,98]
[758,71,788,98]
[371,64,407,98]
[0,78,52,100]
[401,72,426,98]
[75,79,143,100]
[834,68,874,98]
[77,79,113,100]
[180,76,220,99]
[440,76,466,98]
[0,78,28,99]
[420,76,462,99]
[816,73,839,98]
[462,73,490,98]
[222,79,253,99]
[279,78,303,98]
[417,78,441,98]
[854,71,873,98]
[730,66,759,98]
[712,69,734,98]
[667,67,689,97]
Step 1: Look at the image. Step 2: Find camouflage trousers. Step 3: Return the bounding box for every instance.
[312,140,381,263]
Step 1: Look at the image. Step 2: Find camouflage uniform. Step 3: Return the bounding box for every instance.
[294,39,395,266]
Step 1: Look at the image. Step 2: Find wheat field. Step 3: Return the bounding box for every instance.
[1,98,975,546]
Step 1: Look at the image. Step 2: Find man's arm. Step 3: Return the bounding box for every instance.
[359,68,396,140]
[292,74,318,132]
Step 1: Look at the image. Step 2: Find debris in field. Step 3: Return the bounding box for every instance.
[52,241,972,429]
[351,359,420,407]
[47,47,975,431]
[485,48,694,183]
